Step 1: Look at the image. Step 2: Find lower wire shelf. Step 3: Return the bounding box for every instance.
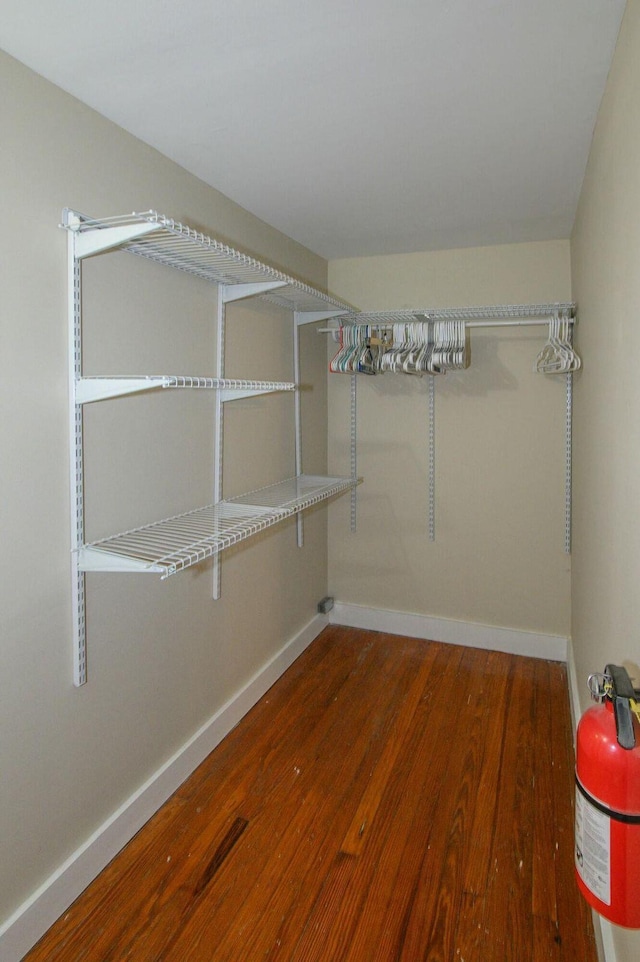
[77,475,360,578]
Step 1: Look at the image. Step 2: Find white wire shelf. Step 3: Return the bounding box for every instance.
[75,376,296,403]
[62,209,354,316]
[335,303,576,325]
[77,475,360,578]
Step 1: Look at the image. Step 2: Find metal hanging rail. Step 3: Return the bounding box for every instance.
[465,317,574,328]
[320,303,575,332]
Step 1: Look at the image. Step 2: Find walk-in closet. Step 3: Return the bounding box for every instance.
[1,3,638,962]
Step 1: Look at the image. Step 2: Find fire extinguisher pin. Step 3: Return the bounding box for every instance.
[587,672,611,702]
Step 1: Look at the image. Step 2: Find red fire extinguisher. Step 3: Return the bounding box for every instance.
[575,664,640,927]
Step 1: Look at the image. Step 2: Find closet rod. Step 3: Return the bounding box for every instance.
[465,317,574,329]
[318,317,575,333]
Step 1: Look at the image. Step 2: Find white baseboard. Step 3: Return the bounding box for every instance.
[598,917,618,962]
[0,614,327,962]
[566,635,583,737]
[330,602,568,662]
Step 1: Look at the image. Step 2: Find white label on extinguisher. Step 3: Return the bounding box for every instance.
[575,785,611,905]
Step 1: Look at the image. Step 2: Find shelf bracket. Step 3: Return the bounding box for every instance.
[75,376,173,403]
[295,310,347,327]
[71,222,163,258]
[77,546,165,575]
[220,387,286,402]
[222,281,288,303]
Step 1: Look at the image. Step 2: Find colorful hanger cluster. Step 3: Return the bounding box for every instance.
[330,322,469,376]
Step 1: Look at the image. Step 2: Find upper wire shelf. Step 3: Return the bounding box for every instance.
[62,209,354,316]
[78,475,360,578]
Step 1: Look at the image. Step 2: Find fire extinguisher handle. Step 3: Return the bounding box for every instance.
[605,663,636,700]
[613,696,636,750]
[604,665,637,749]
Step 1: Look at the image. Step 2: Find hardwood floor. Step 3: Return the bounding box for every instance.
[24,626,597,961]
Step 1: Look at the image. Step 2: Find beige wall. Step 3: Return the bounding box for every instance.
[328,241,572,636]
[571,1,640,959]
[0,50,330,929]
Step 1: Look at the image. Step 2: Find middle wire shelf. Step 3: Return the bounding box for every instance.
[76,375,296,404]
[77,475,361,578]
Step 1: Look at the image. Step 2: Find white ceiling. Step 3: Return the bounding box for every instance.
[0,1,626,259]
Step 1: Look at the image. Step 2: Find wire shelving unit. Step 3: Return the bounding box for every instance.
[79,476,359,577]
[63,209,358,686]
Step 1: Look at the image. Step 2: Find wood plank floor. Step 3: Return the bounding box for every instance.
[24,626,597,961]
